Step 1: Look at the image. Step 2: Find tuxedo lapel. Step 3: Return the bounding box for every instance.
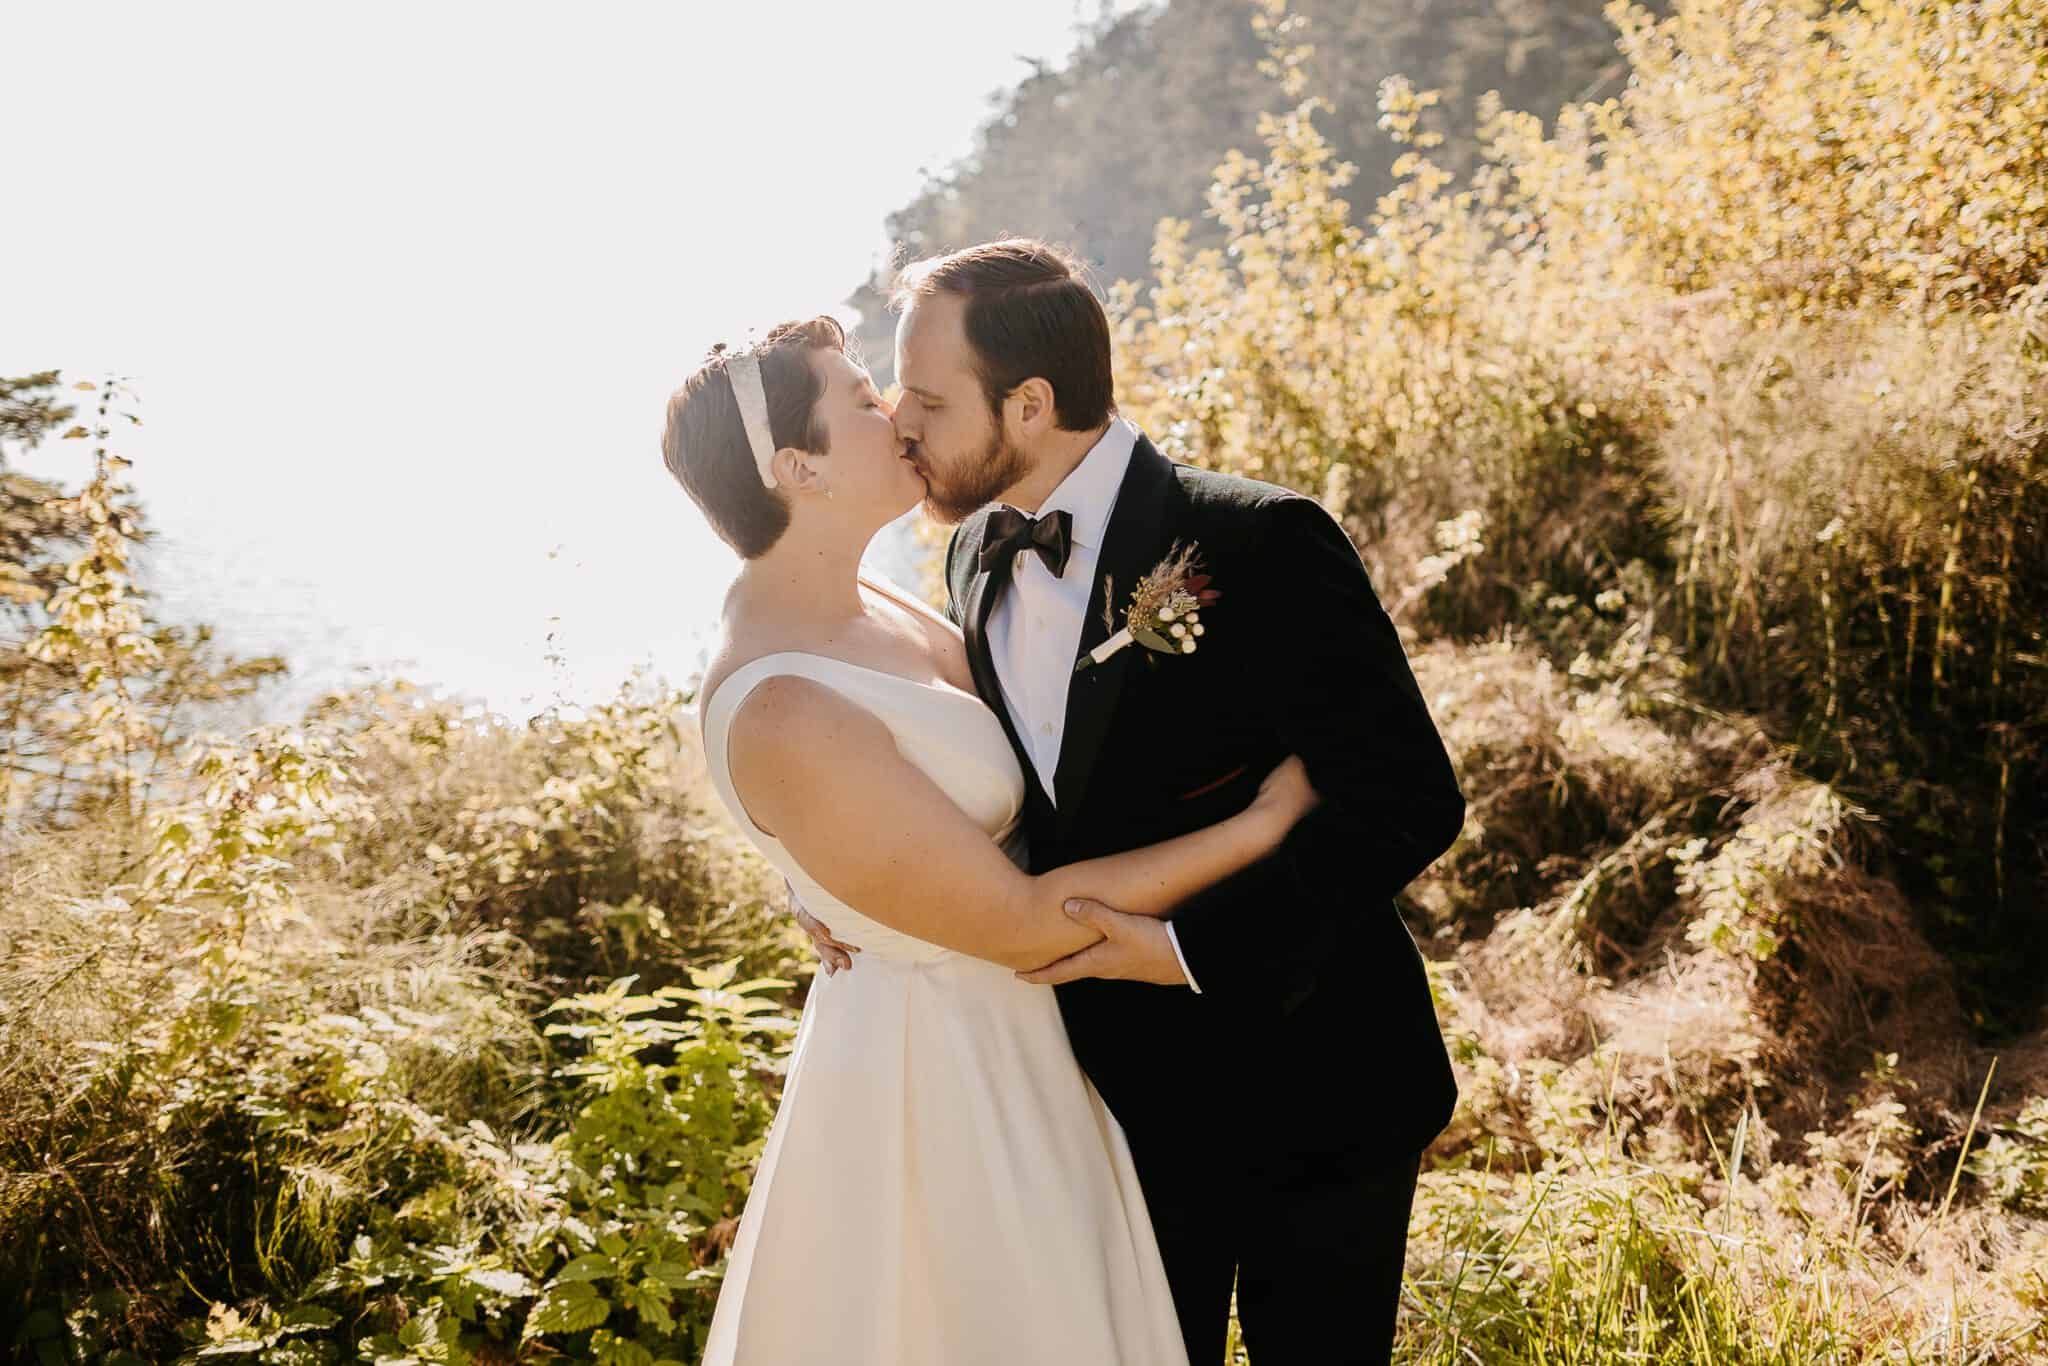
[1052,435,1178,845]
[961,556,1046,816]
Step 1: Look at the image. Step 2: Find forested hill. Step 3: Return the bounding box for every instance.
[851,0,1664,353]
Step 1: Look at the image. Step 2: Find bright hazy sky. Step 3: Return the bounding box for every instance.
[5,1,1146,721]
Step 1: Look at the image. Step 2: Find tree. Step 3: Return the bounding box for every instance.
[866,0,1658,310]
[2,375,288,833]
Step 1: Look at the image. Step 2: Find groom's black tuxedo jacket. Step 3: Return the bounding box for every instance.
[944,433,1462,1164]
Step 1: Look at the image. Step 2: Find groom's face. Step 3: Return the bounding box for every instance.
[892,292,1030,525]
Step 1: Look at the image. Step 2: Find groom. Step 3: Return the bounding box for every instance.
[804,238,1463,1365]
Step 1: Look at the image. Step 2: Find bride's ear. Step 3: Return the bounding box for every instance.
[772,446,831,500]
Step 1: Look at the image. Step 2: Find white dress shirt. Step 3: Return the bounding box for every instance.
[986,418,1201,992]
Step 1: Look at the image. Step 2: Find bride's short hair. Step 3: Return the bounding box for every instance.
[662,315,846,558]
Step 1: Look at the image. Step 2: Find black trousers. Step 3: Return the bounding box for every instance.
[1127,1133,1423,1366]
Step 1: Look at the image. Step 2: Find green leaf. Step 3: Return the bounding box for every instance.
[361,1332,413,1364]
[524,1283,612,1338]
[1134,628,1179,653]
[592,1332,656,1366]
[642,1260,695,1290]
[552,1252,615,1284]
[726,977,795,995]
[465,1266,534,1298]
[442,1276,480,1322]
[277,1306,341,1333]
[629,1279,676,1335]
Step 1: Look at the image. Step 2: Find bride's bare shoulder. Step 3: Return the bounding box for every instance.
[696,623,829,732]
[695,611,772,724]
[697,576,794,709]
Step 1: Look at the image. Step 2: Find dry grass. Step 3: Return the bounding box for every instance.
[1388,621,2048,1360]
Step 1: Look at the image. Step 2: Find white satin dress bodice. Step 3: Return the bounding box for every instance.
[704,650,1032,963]
[696,634,1187,1366]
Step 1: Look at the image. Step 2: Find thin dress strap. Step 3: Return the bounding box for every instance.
[859,570,958,634]
[699,575,955,840]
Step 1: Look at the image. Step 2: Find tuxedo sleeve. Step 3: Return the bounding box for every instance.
[1165,495,1465,1003]
[943,524,967,627]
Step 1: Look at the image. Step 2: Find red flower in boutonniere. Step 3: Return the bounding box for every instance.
[1075,540,1222,673]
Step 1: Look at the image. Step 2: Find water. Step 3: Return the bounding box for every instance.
[132,505,935,731]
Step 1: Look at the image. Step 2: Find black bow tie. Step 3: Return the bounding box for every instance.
[980,506,1075,579]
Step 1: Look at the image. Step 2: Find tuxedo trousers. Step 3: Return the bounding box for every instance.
[1125,1127,1422,1366]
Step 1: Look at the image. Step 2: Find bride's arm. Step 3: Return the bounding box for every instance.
[727,676,1311,973]
[1023,758,1315,923]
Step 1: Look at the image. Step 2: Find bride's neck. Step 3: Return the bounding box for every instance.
[732,521,868,628]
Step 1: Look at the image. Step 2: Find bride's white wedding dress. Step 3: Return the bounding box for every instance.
[697,601,1188,1365]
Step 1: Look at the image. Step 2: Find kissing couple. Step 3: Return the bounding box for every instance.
[661,238,1464,1365]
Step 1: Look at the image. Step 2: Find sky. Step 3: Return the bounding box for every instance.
[4,1,1146,722]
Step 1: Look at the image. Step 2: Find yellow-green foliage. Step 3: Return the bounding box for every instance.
[3,392,802,1360]
[1133,4,2048,1359]
[3,377,288,836]
[9,2,2048,1361]
[1113,0,2048,994]
[1487,0,2048,314]
[2,676,798,1362]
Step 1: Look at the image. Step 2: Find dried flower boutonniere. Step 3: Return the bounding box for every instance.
[1075,540,1222,673]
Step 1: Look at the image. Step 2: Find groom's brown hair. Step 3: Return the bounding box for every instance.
[893,238,1115,431]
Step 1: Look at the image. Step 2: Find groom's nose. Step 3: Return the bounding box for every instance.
[891,397,922,438]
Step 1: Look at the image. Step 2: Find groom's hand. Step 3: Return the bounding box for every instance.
[1016,899,1186,987]
[787,877,860,975]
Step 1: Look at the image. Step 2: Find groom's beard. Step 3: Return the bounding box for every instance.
[917,424,1032,525]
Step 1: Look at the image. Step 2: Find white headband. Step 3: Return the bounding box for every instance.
[726,352,779,489]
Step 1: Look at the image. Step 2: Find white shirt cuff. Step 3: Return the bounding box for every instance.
[1163,922,1201,993]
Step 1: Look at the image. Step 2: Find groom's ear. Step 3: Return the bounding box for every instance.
[1005,376,1058,439]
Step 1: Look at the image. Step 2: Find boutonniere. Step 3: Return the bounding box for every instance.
[1075,540,1222,673]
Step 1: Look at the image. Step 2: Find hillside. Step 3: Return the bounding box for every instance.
[848,0,1665,372]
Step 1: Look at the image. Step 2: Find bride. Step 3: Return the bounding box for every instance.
[660,315,1318,1365]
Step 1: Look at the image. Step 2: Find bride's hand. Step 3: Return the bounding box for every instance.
[1248,754,1319,833]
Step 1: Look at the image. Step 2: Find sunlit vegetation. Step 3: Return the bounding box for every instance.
[5,2,2045,1361]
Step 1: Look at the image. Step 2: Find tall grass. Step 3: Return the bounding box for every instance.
[1113,0,2048,1012]
[7,0,2048,1359]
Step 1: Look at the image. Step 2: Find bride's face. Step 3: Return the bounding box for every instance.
[806,349,926,524]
